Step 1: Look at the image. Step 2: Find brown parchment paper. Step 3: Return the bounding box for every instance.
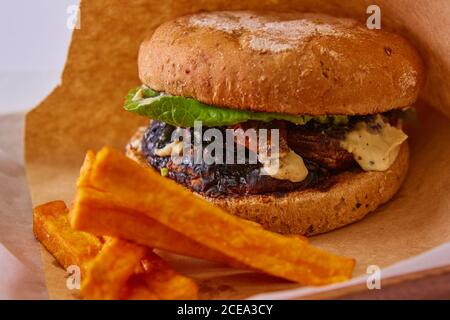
[24,0,450,299]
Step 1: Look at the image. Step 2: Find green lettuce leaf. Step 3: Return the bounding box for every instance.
[124,87,348,127]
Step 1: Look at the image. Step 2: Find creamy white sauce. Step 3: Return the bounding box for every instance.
[260,149,308,182]
[155,140,184,157]
[341,116,407,171]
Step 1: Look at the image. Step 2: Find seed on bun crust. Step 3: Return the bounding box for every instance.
[139,11,424,116]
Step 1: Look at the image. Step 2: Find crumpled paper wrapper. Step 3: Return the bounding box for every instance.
[0,113,47,299]
[24,0,450,299]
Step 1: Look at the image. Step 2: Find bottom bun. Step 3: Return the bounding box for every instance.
[126,128,409,236]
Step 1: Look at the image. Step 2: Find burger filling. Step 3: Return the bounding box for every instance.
[125,86,410,197]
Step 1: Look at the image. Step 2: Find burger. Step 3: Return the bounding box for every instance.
[124,11,424,235]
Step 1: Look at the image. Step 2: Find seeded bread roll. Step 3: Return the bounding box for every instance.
[139,11,424,116]
[126,128,409,236]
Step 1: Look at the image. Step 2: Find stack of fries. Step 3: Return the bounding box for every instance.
[33,147,355,300]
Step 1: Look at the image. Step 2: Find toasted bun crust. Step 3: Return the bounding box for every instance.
[139,11,424,116]
[126,128,409,235]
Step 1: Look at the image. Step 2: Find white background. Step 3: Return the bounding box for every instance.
[0,0,79,114]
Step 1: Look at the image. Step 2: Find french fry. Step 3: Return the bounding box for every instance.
[128,254,198,300]
[33,201,102,274]
[33,200,196,300]
[81,238,198,300]
[77,149,96,188]
[74,152,245,267]
[72,147,355,285]
[77,150,308,244]
[81,238,148,299]
[72,185,305,265]
[72,187,242,267]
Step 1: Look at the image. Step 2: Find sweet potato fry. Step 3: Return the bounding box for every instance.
[81,238,198,300]
[77,149,96,188]
[81,238,147,300]
[128,255,198,300]
[72,187,240,266]
[72,147,355,285]
[33,201,102,274]
[76,150,308,243]
[73,152,245,266]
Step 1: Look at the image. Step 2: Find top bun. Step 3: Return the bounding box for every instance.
[139,11,424,115]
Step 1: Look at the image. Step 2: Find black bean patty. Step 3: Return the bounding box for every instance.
[140,120,360,197]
